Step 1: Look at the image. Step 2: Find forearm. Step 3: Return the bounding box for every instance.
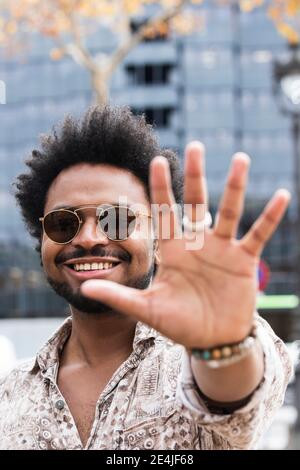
[191,340,264,403]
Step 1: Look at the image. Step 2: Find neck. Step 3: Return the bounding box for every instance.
[63,306,137,368]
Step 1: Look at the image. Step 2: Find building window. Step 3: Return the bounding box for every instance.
[133,107,174,128]
[130,19,169,42]
[126,64,173,85]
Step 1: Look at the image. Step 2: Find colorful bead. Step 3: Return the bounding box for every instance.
[221,346,232,358]
[211,349,222,360]
[202,350,211,360]
[191,349,202,359]
[232,345,240,355]
[190,324,258,368]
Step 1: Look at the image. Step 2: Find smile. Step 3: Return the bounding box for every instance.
[71,261,119,271]
[62,258,123,280]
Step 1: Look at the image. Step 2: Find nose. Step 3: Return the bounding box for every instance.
[71,215,109,248]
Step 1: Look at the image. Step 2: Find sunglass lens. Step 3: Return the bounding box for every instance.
[44,211,79,243]
[98,206,136,240]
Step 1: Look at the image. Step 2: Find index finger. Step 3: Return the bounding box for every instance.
[150,156,181,242]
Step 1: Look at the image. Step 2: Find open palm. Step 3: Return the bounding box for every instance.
[81,142,290,349]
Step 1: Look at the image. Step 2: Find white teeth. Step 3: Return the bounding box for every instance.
[73,262,115,271]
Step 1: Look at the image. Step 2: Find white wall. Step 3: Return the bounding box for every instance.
[0,318,64,363]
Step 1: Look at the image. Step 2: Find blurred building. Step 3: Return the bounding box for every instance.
[0,3,296,318]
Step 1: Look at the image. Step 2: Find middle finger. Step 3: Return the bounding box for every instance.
[184,141,207,223]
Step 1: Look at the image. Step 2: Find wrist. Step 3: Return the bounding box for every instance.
[191,324,258,369]
[191,339,264,402]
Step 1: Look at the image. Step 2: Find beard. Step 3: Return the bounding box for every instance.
[46,263,155,316]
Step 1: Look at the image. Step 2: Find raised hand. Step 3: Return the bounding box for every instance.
[81,142,290,349]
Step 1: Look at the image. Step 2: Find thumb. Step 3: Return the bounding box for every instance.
[80,280,149,321]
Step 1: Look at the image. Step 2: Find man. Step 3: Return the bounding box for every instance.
[0,105,292,450]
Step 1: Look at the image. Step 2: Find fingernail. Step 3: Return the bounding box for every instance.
[233,152,251,165]
[275,189,291,201]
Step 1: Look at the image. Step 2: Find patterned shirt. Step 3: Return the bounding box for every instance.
[0,315,293,450]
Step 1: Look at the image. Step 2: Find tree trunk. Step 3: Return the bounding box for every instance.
[91,69,109,105]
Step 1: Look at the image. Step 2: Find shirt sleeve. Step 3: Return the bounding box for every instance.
[176,314,294,449]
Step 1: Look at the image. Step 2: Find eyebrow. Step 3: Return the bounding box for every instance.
[51,205,74,211]
[51,202,131,211]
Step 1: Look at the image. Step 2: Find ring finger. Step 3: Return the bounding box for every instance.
[214,152,250,239]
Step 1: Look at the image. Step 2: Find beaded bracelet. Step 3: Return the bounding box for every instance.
[191,326,258,369]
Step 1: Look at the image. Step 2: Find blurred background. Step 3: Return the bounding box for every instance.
[0,0,300,449]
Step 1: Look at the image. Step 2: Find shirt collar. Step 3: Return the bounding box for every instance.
[32,317,157,375]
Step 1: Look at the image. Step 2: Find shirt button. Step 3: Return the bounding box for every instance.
[55,399,65,410]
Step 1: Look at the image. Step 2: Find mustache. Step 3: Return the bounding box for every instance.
[56,246,131,265]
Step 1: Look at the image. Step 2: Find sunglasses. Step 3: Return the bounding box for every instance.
[39,204,152,244]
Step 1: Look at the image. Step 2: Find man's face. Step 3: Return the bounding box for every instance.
[41,163,155,315]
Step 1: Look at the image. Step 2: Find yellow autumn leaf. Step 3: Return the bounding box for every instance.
[268,5,281,22]
[240,0,257,12]
[5,20,18,34]
[277,21,299,44]
[239,0,264,12]
[40,25,60,37]
[77,0,117,18]
[143,20,169,39]
[50,47,65,60]
[286,0,300,17]
[159,0,177,7]
[123,0,143,15]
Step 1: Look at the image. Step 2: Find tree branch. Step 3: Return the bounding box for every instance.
[62,12,97,73]
[107,0,190,76]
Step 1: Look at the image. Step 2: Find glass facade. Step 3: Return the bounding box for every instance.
[0,3,296,317]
